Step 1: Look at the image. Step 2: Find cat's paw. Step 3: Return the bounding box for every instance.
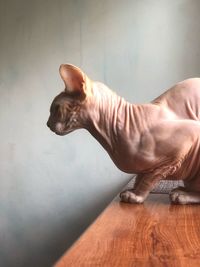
[120,190,144,204]
[169,188,188,204]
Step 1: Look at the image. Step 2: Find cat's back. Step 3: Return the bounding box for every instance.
[152,78,200,120]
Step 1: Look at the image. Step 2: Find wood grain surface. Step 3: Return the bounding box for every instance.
[55,194,200,267]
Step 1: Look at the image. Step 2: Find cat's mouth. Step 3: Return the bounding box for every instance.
[54,131,67,136]
[52,122,73,136]
[47,121,77,136]
[54,129,73,136]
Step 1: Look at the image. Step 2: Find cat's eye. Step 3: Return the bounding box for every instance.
[50,104,58,115]
[54,104,60,111]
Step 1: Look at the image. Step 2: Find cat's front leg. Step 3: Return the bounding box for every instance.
[120,189,144,203]
[120,173,161,204]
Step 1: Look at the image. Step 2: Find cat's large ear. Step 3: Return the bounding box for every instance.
[59,64,91,99]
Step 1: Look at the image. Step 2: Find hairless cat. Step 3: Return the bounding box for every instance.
[47,64,200,204]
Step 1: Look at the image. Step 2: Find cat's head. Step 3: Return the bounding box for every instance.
[47,64,92,135]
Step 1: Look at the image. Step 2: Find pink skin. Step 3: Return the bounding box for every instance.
[47,64,200,204]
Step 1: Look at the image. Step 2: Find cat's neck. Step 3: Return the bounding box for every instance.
[80,82,165,172]
[85,82,143,154]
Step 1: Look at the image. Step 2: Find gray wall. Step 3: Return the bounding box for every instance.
[0,0,200,266]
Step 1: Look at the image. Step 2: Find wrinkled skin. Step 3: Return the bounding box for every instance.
[47,64,200,204]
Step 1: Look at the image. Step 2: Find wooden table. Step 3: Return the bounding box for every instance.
[55,194,200,267]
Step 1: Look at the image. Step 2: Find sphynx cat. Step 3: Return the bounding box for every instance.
[47,64,200,204]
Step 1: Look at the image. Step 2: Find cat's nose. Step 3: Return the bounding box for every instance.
[47,121,50,128]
